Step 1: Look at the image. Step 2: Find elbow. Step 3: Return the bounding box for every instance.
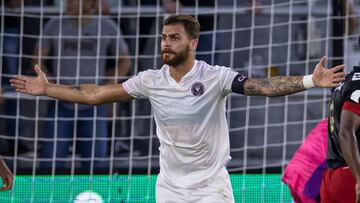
[84,95,101,105]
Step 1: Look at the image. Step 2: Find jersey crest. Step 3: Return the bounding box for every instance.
[191,82,205,96]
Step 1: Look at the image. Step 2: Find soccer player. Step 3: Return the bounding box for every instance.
[0,158,13,191]
[320,65,360,202]
[11,15,345,202]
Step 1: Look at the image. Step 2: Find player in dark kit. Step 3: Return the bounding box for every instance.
[321,63,360,202]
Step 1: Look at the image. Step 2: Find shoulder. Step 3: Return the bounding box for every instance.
[197,60,231,74]
[101,18,119,31]
[43,18,61,34]
[204,61,237,72]
[133,68,160,81]
[45,17,61,27]
[344,72,360,92]
[141,68,160,76]
[198,60,219,70]
[340,73,360,103]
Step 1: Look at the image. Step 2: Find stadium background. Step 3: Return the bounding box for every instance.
[0,0,356,202]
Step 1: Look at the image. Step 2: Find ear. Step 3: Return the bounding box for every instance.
[191,38,199,51]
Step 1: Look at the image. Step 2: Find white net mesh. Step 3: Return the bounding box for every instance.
[0,0,359,202]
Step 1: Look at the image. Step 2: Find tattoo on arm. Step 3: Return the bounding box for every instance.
[243,76,305,97]
[68,86,81,91]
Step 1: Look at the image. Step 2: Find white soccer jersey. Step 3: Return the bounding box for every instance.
[123,60,239,189]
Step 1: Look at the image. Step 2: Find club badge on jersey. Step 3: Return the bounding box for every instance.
[191,82,205,96]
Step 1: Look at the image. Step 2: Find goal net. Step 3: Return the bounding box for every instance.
[0,0,357,202]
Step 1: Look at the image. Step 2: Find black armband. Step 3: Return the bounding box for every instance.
[231,74,249,94]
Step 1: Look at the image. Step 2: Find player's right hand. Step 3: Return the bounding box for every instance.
[10,64,48,96]
[0,161,13,191]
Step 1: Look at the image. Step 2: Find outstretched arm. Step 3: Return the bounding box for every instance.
[10,65,134,105]
[339,109,360,203]
[243,56,345,97]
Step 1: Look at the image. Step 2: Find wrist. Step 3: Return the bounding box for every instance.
[303,74,315,89]
[44,82,51,96]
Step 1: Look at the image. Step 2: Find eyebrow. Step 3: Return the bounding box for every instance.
[162,33,181,38]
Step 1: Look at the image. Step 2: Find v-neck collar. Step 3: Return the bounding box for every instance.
[166,60,198,84]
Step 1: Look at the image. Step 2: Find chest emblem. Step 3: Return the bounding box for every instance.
[191,82,205,96]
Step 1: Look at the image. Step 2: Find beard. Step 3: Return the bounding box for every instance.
[161,45,190,67]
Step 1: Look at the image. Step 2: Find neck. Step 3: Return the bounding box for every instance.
[169,57,195,83]
[69,14,93,26]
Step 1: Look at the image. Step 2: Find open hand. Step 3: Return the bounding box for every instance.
[312,56,345,88]
[10,64,48,96]
[0,160,13,191]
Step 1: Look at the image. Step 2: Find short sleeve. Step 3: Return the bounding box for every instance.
[342,79,360,116]
[219,66,239,95]
[343,79,360,103]
[342,102,360,116]
[122,72,147,98]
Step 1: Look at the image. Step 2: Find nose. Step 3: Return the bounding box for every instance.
[162,38,171,48]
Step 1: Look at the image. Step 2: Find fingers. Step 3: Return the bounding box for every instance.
[318,56,328,67]
[1,176,13,191]
[10,75,29,92]
[10,78,26,86]
[34,64,44,76]
[10,78,26,90]
[329,83,340,87]
[334,71,345,78]
[331,64,345,73]
[12,75,27,82]
[11,84,25,90]
[333,77,345,83]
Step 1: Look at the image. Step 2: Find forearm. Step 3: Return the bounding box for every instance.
[46,83,102,105]
[46,82,133,104]
[340,130,360,180]
[243,76,305,97]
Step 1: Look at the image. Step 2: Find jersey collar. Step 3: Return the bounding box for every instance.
[165,60,199,84]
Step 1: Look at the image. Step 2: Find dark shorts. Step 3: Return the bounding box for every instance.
[320,167,356,203]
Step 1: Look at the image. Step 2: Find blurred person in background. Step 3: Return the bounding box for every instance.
[1,0,30,156]
[32,0,131,171]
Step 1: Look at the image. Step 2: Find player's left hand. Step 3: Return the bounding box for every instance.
[312,56,345,88]
[0,160,13,191]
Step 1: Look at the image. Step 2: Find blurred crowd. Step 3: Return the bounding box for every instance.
[0,0,358,172]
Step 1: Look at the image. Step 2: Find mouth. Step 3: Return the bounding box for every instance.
[162,49,175,54]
